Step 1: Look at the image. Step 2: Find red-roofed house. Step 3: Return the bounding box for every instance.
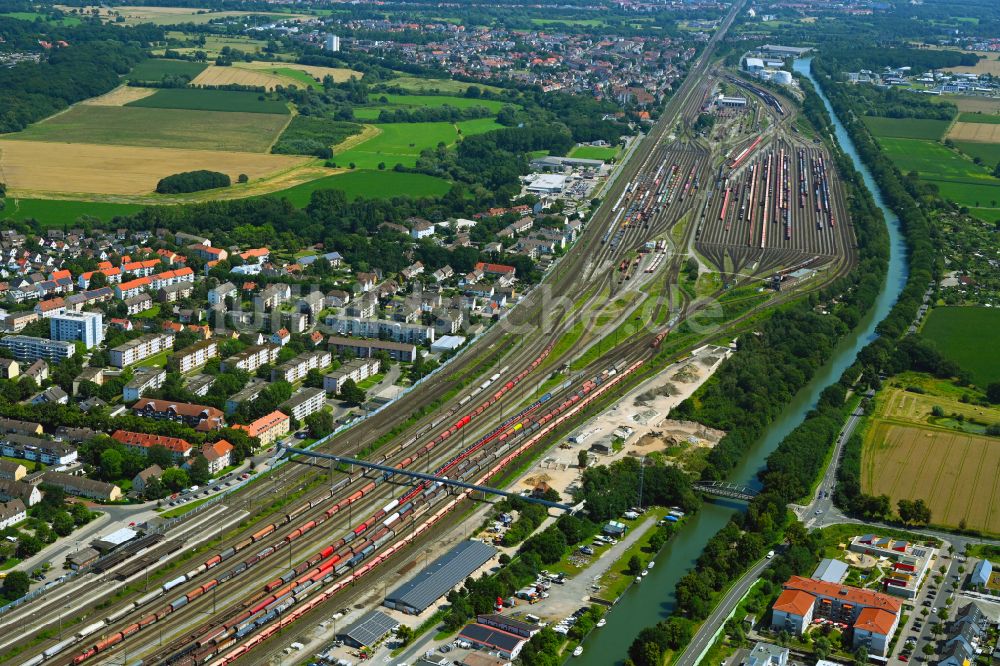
[111,430,193,459]
[200,440,233,473]
[772,589,815,633]
[239,248,270,263]
[854,607,899,655]
[115,277,152,299]
[188,245,228,262]
[475,262,516,278]
[771,576,901,656]
[232,411,289,447]
[79,267,122,289]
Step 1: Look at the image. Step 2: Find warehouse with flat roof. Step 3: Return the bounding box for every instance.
[384,540,497,614]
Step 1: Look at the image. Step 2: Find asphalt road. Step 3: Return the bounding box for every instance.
[801,391,872,528]
[674,556,773,666]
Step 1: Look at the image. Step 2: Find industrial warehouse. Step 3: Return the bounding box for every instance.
[383,540,497,615]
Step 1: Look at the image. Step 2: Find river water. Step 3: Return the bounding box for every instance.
[572,58,909,666]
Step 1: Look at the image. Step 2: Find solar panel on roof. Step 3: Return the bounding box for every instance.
[341,610,399,648]
[385,540,496,614]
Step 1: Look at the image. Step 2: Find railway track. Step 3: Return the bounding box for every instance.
[10,3,852,663]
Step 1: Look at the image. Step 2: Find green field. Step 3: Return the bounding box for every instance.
[387,76,503,95]
[862,116,951,141]
[127,88,288,114]
[272,170,451,206]
[921,306,1000,386]
[333,118,501,169]
[878,137,1000,208]
[272,116,362,156]
[7,105,289,152]
[1,198,147,227]
[569,144,619,161]
[529,17,604,26]
[954,140,1000,167]
[1,11,81,25]
[126,58,207,81]
[958,112,1000,124]
[371,93,510,113]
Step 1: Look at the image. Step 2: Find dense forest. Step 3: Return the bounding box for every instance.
[0,16,168,131]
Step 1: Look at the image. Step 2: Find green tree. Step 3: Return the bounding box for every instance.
[627,554,643,576]
[15,534,43,559]
[339,378,366,406]
[99,448,123,481]
[395,625,413,646]
[305,410,334,437]
[188,456,211,486]
[1,570,29,601]
[577,449,588,468]
[161,467,190,492]
[146,445,174,470]
[986,382,1000,404]
[144,476,167,501]
[52,511,75,537]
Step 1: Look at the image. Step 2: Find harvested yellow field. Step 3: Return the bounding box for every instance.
[862,422,1000,534]
[239,61,362,83]
[947,121,1000,143]
[947,60,1000,76]
[953,96,1000,114]
[80,86,157,107]
[192,66,296,91]
[0,140,308,196]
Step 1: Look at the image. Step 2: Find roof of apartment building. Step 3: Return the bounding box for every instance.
[111,430,192,455]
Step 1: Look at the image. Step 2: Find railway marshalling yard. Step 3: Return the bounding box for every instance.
[4,22,859,666]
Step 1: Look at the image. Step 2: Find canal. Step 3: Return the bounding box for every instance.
[572,58,909,665]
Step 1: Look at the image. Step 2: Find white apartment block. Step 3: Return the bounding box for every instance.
[109,333,172,369]
[323,316,435,344]
[171,339,217,374]
[280,387,326,421]
[323,358,381,394]
[271,350,332,383]
[221,344,280,373]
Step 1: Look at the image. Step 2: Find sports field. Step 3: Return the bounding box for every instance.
[273,170,452,206]
[862,422,1000,534]
[334,118,501,169]
[921,306,1000,385]
[126,88,289,114]
[5,106,288,152]
[569,145,619,160]
[862,116,950,141]
[126,58,207,81]
[0,140,308,196]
